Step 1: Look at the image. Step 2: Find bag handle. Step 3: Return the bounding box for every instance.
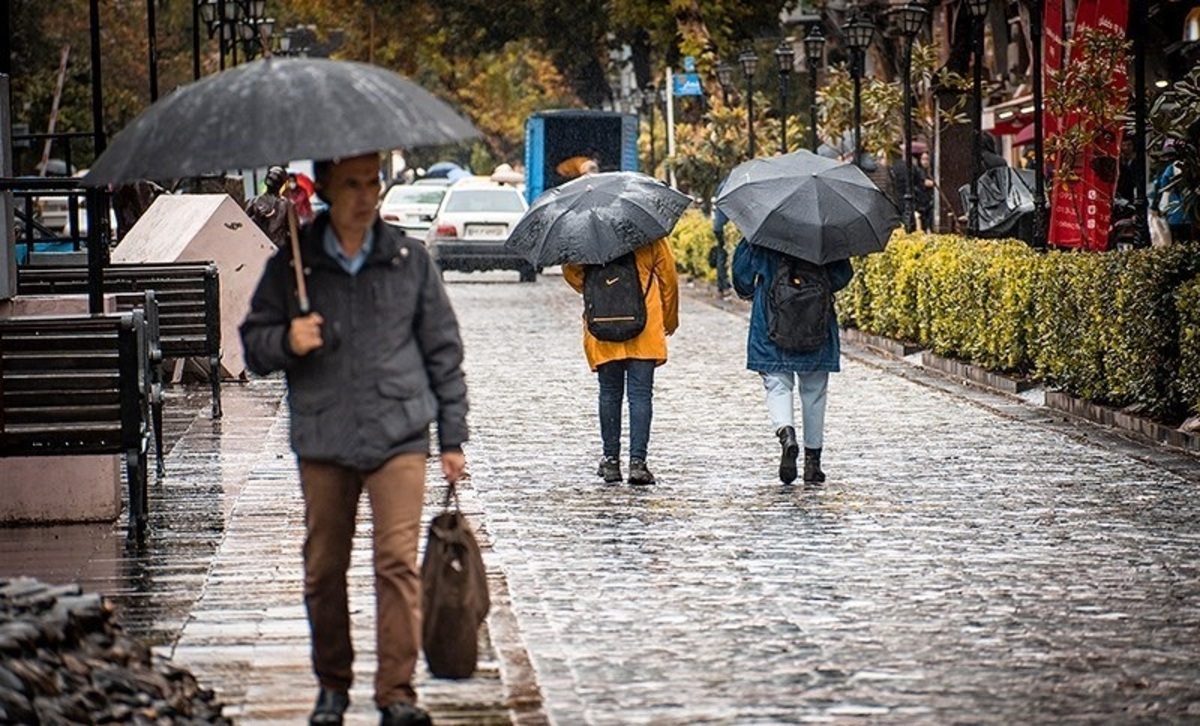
[441,479,460,513]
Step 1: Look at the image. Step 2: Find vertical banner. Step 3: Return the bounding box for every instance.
[1048,0,1130,250]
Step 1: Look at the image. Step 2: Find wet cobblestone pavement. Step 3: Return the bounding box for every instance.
[454,273,1200,725]
[3,270,1200,724]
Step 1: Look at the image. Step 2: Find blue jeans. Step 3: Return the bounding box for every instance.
[597,359,656,461]
[761,370,829,450]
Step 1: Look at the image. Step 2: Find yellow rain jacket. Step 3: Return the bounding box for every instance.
[563,238,680,371]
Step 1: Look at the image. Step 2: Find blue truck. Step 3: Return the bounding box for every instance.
[523,109,640,206]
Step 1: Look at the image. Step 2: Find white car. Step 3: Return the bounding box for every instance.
[425,179,535,282]
[379,180,449,238]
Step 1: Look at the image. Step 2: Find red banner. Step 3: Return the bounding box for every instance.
[1048,0,1129,251]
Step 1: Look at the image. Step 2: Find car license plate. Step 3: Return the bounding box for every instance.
[465,224,507,238]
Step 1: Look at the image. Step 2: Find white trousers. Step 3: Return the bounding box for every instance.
[760,371,829,450]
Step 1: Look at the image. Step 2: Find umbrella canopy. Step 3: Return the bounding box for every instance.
[715,150,901,264]
[505,171,692,267]
[82,57,479,187]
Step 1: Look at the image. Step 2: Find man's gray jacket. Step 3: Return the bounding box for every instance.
[240,214,468,471]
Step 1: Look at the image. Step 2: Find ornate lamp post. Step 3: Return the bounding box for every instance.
[643,83,657,177]
[845,12,875,169]
[716,63,734,106]
[739,46,759,159]
[775,39,795,154]
[965,0,989,236]
[804,25,826,152]
[1030,0,1048,248]
[1130,0,1149,247]
[895,2,927,233]
[196,0,272,71]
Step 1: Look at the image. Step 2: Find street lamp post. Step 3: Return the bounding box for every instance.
[804,25,825,152]
[895,2,927,233]
[644,83,657,177]
[845,13,874,169]
[197,0,273,71]
[716,63,734,106]
[739,46,759,159]
[1030,0,1048,248]
[775,39,795,154]
[966,0,989,237]
[1130,0,1149,247]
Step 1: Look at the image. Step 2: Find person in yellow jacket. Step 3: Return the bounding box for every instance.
[563,238,679,485]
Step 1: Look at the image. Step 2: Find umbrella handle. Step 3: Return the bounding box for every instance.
[288,203,310,315]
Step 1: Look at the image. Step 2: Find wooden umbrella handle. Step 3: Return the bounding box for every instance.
[288,203,310,315]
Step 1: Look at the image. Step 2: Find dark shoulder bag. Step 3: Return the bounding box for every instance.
[421,482,490,679]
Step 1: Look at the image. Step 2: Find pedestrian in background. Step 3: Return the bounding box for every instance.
[563,237,679,485]
[732,241,853,485]
[916,151,936,232]
[286,171,316,225]
[710,177,733,299]
[241,153,467,726]
[244,165,293,249]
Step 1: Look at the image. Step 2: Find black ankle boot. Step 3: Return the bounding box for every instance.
[310,688,349,725]
[777,426,799,484]
[803,447,825,484]
[597,456,622,483]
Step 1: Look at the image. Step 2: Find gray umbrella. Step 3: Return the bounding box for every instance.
[505,171,692,267]
[715,150,901,264]
[82,57,479,187]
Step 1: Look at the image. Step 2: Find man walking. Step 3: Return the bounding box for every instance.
[241,153,468,726]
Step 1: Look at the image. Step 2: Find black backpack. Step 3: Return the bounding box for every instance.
[765,255,832,353]
[582,252,649,342]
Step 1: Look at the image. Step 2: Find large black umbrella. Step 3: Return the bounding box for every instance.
[505,171,692,267]
[958,167,1036,239]
[82,57,479,187]
[715,150,901,264]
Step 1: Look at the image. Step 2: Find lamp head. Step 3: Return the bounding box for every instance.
[738,47,759,78]
[845,14,875,52]
[965,0,989,19]
[716,62,734,89]
[895,3,928,39]
[775,39,795,75]
[804,25,826,64]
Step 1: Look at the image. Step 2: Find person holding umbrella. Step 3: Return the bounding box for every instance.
[718,150,900,485]
[563,236,680,485]
[241,153,467,726]
[505,171,690,485]
[732,243,853,485]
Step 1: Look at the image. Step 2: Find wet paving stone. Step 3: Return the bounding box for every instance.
[450,273,1200,725]
[4,270,1200,724]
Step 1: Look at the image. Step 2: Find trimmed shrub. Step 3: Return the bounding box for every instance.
[842,233,1200,421]
[1177,276,1200,415]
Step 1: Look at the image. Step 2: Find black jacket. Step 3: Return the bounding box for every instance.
[240,213,468,470]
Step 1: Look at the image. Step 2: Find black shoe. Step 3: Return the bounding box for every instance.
[628,458,656,485]
[379,701,432,726]
[310,688,349,725]
[777,426,799,485]
[597,456,622,483]
[803,447,826,484]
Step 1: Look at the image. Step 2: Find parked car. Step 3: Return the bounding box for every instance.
[379,181,448,238]
[425,178,535,282]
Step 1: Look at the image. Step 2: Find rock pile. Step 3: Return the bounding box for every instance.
[0,577,229,724]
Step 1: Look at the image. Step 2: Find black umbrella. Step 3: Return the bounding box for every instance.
[82,57,479,187]
[505,171,692,267]
[715,150,901,264]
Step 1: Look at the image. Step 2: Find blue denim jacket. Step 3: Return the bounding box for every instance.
[732,241,853,373]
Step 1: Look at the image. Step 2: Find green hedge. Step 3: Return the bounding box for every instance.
[840,233,1200,420]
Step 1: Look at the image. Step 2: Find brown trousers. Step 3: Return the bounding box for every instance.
[299,453,426,707]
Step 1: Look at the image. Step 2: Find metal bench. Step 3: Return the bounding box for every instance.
[0,312,153,538]
[17,262,223,419]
